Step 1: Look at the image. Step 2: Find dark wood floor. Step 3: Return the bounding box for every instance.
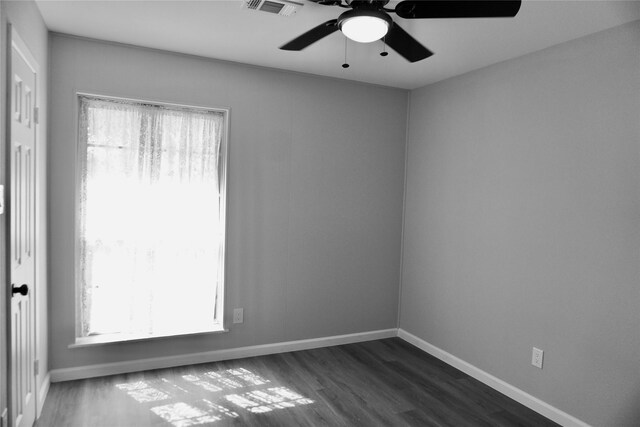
[37,338,558,427]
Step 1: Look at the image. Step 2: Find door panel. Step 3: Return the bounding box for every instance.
[10,33,37,427]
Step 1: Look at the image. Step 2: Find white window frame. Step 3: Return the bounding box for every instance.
[72,92,230,347]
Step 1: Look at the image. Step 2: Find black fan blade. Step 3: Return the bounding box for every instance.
[396,1,521,19]
[280,19,339,51]
[384,22,433,63]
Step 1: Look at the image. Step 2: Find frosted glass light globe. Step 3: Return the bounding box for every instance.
[341,16,389,43]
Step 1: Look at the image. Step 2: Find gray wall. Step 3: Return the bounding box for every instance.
[0,0,48,417]
[48,34,407,370]
[400,21,640,426]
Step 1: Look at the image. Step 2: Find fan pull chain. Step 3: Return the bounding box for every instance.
[342,37,350,68]
[380,37,388,57]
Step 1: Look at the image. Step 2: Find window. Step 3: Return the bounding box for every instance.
[76,95,228,343]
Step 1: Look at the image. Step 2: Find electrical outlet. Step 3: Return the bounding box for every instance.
[233,308,244,324]
[532,347,544,369]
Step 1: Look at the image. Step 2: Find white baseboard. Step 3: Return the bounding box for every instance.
[50,328,397,382]
[37,373,51,417]
[397,329,589,427]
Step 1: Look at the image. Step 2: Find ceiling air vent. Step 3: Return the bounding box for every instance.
[243,0,303,17]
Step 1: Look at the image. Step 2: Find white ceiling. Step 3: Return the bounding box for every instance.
[35,0,640,89]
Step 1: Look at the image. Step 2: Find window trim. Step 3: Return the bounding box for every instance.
[69,326,229,348]
[73,92,231,345]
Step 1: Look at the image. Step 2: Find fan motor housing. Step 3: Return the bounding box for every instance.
[345,0,390,8]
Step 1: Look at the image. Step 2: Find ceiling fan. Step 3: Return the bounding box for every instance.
[280,0,522,63]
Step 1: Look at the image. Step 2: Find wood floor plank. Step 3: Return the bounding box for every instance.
[36,338,559,427]
[398,408,446,427]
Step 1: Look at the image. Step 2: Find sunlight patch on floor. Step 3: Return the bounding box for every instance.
[182,375,223,392]
[115,381,170,403]
[115,367,314,426]
[225,387,313,414]
[151,402,221,427]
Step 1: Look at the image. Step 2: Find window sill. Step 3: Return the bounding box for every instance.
[69,325,228,348]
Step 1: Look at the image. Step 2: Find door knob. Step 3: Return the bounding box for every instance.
[11,284,28,296]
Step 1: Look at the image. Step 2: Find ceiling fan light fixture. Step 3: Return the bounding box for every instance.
[341,16,388,43]
[338,9,392,44]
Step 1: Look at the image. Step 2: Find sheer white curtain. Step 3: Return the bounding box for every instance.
[78,96,226,337]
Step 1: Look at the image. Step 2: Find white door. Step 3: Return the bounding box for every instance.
[9,30,37,427]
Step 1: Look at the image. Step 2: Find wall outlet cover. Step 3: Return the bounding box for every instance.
[233,308,244,324]
[532,347,544,369]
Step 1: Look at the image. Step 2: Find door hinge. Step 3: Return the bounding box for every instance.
[34,359,39,376]
[34,107,39,124]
